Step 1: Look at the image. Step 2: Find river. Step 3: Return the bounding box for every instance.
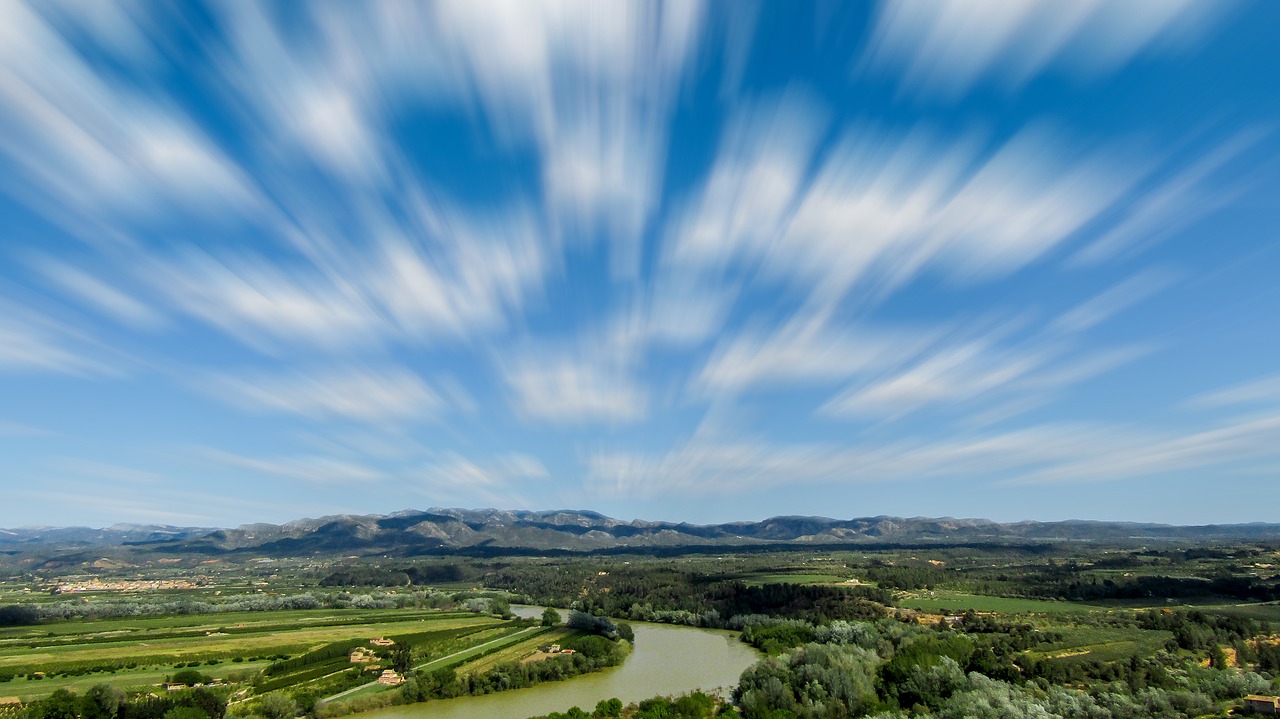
[359,607,759,719]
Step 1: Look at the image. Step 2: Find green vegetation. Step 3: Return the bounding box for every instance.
[898,591,1100,614]
[4,536,1280,719]
[527,692,723,719]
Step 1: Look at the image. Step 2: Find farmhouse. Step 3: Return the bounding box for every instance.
[369,637,395,647]
[1245,695,1280,714]
[377,670,404,686]
[349,648,375,663]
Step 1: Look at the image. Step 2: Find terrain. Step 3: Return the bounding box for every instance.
[5,511,1280,719]
[4,509,1278,563]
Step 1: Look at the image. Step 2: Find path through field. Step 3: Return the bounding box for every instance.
[320,626,544,703]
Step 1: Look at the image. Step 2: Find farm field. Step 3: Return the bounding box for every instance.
[741,573,855,586]
[898,591,1104,615]
[414,625,551,675]
[0,607,516,701]
[458,627,570,675]
[0,660,273,702]
[0,608,475,645]
[1027,625,1175,663]
[0,615,503,673]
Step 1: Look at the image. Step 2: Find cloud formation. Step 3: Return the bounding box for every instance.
[0,1,1272,525]
[861,0,1222,98]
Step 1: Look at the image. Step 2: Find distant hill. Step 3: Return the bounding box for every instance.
[3,509,1279,558]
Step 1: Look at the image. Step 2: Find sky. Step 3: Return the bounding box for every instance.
[1,1,1279,529]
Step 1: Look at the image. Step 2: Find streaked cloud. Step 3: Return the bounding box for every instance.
[0,1,1272,527]
[208,367,444,423]
[0,300,115,375]
[0,1,257,238]
[503,352,649,425]
[32,259,165,329]
[413,452,550,507]
[590,409,1280,499]
[203,448,387,484]
[1187,373,1280,410]
[861,0,1222,99]
[436,0,703,275]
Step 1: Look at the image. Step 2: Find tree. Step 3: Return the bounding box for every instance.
[171,669,211,686]
[615,622,634,643]
[542,607,563,627]
[180,687,227,719]
[490,596,512,618]
[568,610,617,638]
[391,645,413,674]
[0,604,40,626]
[257,694,297,719]
[163,708,209,719]
[592,698,623,718]
[80,684,124,719]
[42,690,81,719]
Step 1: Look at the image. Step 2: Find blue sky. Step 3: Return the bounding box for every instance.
[2,1,1279,528]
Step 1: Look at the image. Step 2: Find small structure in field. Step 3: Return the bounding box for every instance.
[1245,695,1280,714]
[369,637,395,647]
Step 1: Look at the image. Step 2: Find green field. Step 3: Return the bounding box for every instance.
[742,573,856,586]
[898,591,1103,614]
[315,624,552,705]
[458,628,569,675]
[0,608,513,701]
[414,625,550,675]
[0,660,273,702]
[1028,625,1174,663]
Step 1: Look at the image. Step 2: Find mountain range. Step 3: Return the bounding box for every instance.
[3,509,1279,558]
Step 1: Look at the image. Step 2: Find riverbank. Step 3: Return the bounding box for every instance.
[352,620,759,719]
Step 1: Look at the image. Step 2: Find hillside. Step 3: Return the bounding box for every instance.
[3,509,1279,559]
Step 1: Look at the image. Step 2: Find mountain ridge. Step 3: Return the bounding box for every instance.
[2,508,1279,556]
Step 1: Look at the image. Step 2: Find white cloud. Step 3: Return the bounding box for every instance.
[33,259,164,329]
[588,407,1280,499]
[698,310,932,394]
[209,367,443,423]
[0,1,257,235]
[141,197,549,351]
[667,92,827,271]
[436,0,703,274]
[1006,413,1280,485]
[504,353,649,425]
[213,2,395,185]
[148,253,381,351]
[1072,132,1261,264]
[669,104,1147,312]
[585,423,1095,500]
[414,452,549,507]
[861,0,1221,99]
[1049,270,1175,334]
[0,301,112,375]
[1187,373,1280,410]
[775,124,1134,300]
[824,339,1047,418]
[203,449,387,484]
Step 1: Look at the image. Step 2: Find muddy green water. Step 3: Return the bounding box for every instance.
[359,608,759,719]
